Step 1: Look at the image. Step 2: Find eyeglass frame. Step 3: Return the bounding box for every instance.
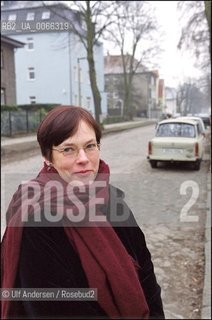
[51,142,100,158]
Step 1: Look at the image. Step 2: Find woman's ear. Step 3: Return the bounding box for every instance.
[44,157,52,167]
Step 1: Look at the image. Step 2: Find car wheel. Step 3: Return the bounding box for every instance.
[194,160,201,171]
[150,160,157,168]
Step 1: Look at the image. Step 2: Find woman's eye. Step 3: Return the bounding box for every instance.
[86,143,95,150]
[63,147,74,153]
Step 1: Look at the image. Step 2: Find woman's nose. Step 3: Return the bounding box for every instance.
[76,148,89,163]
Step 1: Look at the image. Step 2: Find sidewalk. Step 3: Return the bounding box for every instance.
[1,119,156,158]
[201,165,211,319]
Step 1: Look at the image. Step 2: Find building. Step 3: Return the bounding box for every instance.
[104,54,160,118]
[1,1,107,118]
[165,87,177,115]
[1,35,25,105]
[158,79,166,113]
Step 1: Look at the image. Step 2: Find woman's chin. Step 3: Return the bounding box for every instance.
[69,173,96,185]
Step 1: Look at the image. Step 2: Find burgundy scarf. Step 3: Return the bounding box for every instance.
[1,160,149,319]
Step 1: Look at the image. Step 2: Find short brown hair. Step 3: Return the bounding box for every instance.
[37,105,102,161]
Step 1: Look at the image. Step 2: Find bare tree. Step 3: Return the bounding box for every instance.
[177,80,207,115]
[177,1,210,70]
[105,1,161,120]
[43,1,116,125]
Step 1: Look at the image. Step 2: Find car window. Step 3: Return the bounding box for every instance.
[179,117,205,133]
[156,123,196,138]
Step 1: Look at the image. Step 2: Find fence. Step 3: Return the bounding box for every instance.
[1,110,45,136]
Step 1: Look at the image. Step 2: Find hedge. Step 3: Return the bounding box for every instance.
[1,103,60,112]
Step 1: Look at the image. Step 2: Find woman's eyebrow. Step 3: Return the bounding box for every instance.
[61,139,96,147]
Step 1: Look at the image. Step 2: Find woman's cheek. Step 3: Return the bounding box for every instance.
[59,159,74,169]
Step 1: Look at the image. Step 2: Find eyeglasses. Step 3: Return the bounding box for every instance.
[52,142,100,158]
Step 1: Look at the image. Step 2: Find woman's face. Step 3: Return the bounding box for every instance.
[49,120,100,184]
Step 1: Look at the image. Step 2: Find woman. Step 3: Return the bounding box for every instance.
[1,105,165,319]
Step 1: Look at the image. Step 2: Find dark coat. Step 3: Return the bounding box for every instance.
[13,185,165,319]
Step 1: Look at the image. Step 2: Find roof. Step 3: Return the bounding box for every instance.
[104,54,151,74]
[179,116,204,121]
[1,35,25,47]
[104,54,159,77]
[1,2,83,36]
[158,118,197,125]
[1,1,44,10]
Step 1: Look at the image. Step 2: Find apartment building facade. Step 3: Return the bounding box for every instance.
[104,54,161,118]
[1,1,107,118]
[1,35,24,105]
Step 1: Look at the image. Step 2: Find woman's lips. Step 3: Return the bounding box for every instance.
[74,170,94,176]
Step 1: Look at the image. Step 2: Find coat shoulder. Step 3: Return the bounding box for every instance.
[109,184,125,198]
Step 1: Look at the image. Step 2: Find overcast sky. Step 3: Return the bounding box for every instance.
[103,1,202,88]
[151,1,201,88]
[62,0,203,88]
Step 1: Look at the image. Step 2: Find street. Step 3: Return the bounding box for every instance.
[1,124,210,319]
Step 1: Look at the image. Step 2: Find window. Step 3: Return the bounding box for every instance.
[86,97,91,109]
[26,37,34,50]
[152,90,156,99]
[1,50,3,68]
[28,67,35,80]
[1,88,6,105]
[74,94,78,105]
[26,12,35,21]
[148,88,152,99]
[156,123,195,138]
[74,66,77,82]
[29,96,36,104]
[8,14,16,21]
[113,76,118,85]
[42,11,50,19]
[79,68,83,83]
[87,71,90,84]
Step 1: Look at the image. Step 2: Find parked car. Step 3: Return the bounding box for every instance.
[147,118,205,170]
[178,116,206,136]
[194,113,211,128]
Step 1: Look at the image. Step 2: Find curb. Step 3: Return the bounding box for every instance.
[102,119,156,134]
[1,140,40,157]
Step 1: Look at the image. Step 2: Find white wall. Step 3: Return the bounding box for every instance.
[10,31,106,118]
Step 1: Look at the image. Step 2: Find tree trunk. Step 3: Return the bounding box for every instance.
[86,1,102,125]
[123,74,134,120]
[87,50,102,124]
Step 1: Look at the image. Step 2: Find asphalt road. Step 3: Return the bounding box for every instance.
[1,124,210,319]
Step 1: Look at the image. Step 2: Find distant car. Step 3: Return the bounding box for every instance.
[194,113,211,128]
[178,116,206,136]
[147,118,205,170]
